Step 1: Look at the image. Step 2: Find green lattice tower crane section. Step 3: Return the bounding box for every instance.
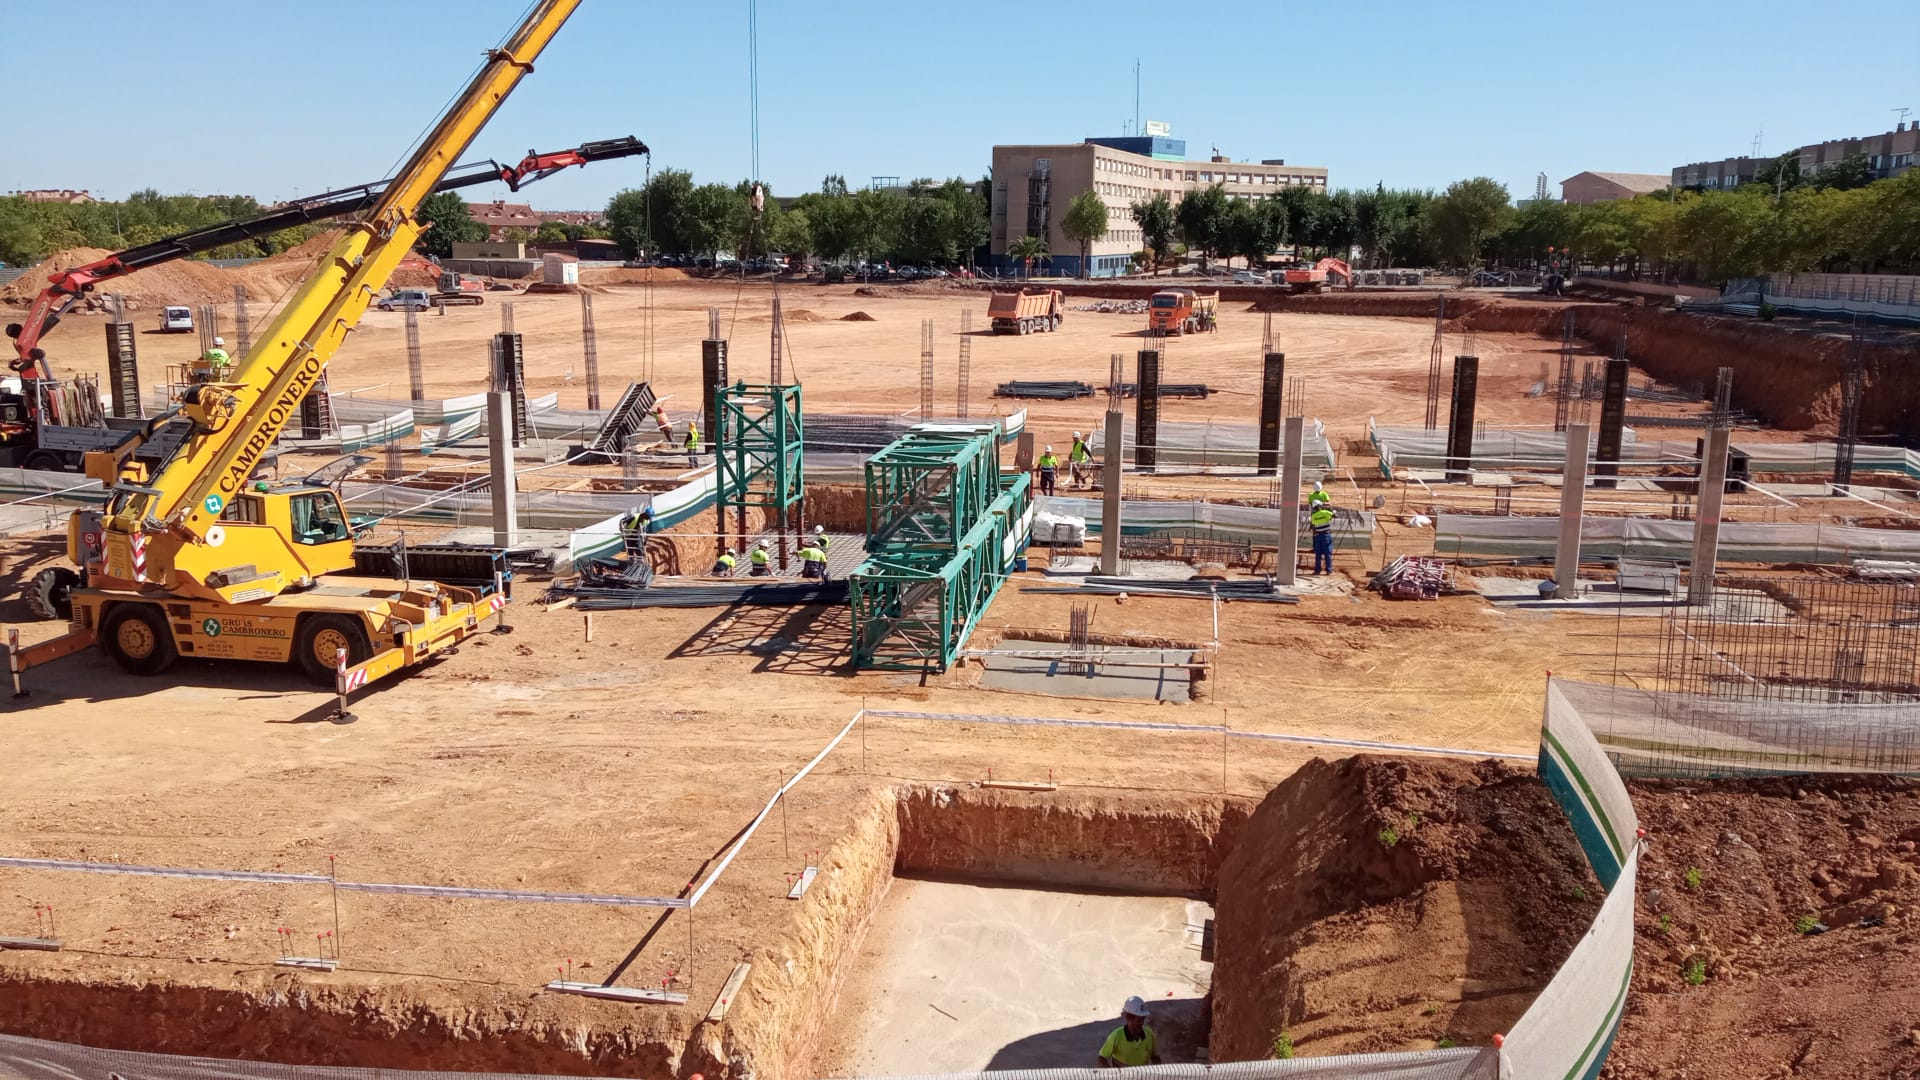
[715,382,804,550]
[851,423,1032,671]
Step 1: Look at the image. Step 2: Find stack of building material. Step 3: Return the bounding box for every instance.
[1022,576,1296,603]
[1372,555,1449,600]
[994,380,1094,400]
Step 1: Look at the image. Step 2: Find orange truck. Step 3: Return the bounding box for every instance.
[1146,288,1218,335]
[988,289,1066,335]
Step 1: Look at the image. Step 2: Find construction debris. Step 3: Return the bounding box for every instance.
[1070,299,1149,314]
[1371,555,1450,600]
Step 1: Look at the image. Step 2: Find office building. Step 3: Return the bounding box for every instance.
[989,129,1327,277]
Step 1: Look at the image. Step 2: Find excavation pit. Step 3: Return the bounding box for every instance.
[821,879,1213,1072]
[0,758,1594,1080]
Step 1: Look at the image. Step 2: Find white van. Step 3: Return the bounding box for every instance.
[160,306,194,333]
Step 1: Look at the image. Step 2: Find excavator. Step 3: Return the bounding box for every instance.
[5,0,601,694]
[1282,257,1356,294]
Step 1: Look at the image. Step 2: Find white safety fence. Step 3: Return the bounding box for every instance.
[1546,678,1920,779]
[1434,513,1920,564]
[1035,496,1376,551]
[1766,272,1920,324]
[1091,418,1336,470]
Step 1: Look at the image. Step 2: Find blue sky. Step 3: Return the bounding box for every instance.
[9,1,1914,210]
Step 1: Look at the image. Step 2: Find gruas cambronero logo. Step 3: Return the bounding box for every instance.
[217,355,324,497]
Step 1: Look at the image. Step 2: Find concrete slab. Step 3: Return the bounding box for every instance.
[823,879,1211,1074]
[978,638,1193,703]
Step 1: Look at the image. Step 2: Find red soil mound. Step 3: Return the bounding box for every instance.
[1210,755,1596,1060]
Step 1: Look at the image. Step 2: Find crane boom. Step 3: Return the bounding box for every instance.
[4,136,644,382]
[104,0,582,589]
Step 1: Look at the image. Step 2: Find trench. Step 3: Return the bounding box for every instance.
[0,758,1594,1080]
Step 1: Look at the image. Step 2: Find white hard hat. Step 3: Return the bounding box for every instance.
[1122,995,1149,1018]
[212,336,225,346]
[1073,431,1082,438]
[1045,445,1054,452]
[1313,481,1323,491]
[756,538,769,548]
[814,525,825,534]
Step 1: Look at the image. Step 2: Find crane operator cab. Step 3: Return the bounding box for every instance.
[216,481,361,581]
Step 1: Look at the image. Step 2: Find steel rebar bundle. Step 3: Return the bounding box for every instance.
[994,380,1095,400]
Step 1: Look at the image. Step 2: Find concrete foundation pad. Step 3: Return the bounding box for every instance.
[823,879,1212,1074]
[978,638,1194,703]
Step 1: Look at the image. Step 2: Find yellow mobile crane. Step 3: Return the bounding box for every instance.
[8,0,584,693]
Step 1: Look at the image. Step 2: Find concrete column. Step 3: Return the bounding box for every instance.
[1555,423,1590,600]
[1135,349,1162,472]
[1257,352,1285,475]
[488,391,518,549]
[1444,355,1479,482]
[1276,416,1304,586]
[1099,408,1124,575]
[1594,357,1629,489]
[1688,426,1730,604]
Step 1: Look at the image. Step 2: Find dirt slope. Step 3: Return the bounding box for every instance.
[1209,755,1597,1060]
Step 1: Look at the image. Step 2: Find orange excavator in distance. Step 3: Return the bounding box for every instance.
[1282,257,1356,294]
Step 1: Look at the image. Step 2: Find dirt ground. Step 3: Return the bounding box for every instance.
[1,274,1909,1077]
[26,278,1632,439]
[1603,776,1920,1080]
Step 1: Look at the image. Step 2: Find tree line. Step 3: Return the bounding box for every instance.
[0,189,337,268]
[1491,166,1920,283]
[1117,158,1920,283]
[0,188,614,269]
[601,171,990,266]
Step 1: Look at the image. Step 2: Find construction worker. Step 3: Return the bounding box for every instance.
[812,524,831,554]
[798,538,828,581]
[1069,431,1093,488]
[1308,481,1331,510]
[1036,445,1059,497]
[749,538,772,577]
[1309,503,1336,576]
[198,336,232,381]
[653,403,674,442]
[685,419,702,467]
[1097,996,1160,1068]
[712,547,738,576]
[619,506,653,558]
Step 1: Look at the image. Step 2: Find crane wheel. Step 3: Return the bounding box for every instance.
[294,614,371,686]
[100,603,179,676]
[27,566,81,621]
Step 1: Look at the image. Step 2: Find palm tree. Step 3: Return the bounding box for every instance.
[1008,234,1050,280]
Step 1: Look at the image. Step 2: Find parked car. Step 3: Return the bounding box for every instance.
[1231,271,1265,286]
[375,289,433,312]
[159,305,195,332]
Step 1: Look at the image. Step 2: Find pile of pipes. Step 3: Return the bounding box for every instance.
[1372,555,1449,600]
[995,380,1095,400]
[1070,299,1150,314]
[1851,558,1920,581]
[1108,382,1215,399]
[1023,575,1297,604]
